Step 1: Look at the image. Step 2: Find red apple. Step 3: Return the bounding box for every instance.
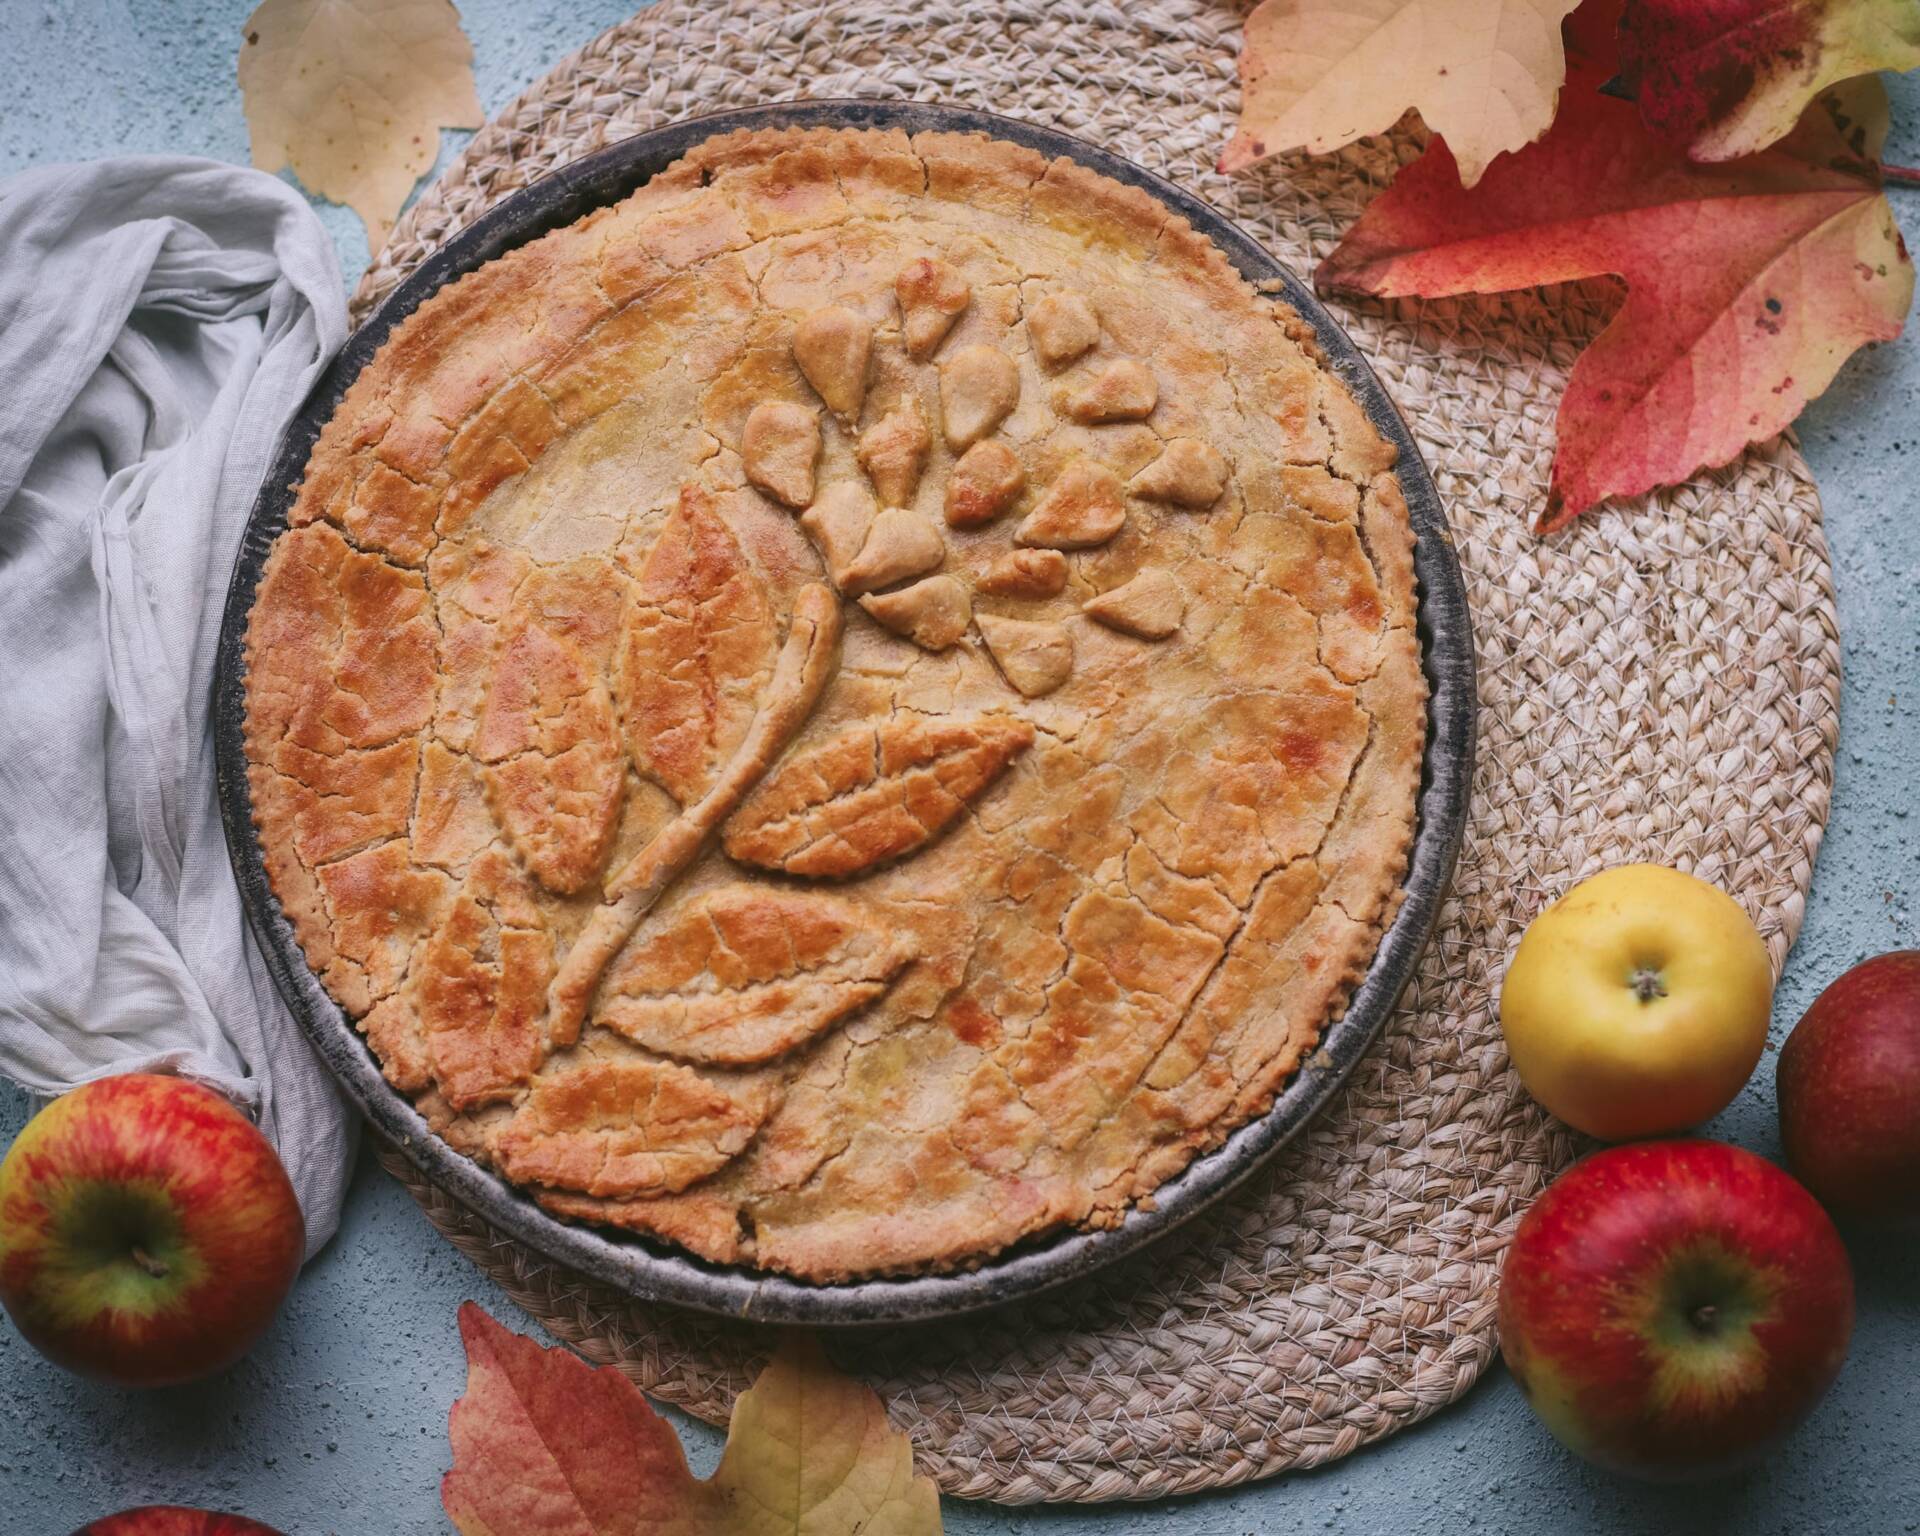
[1777,950,1920,1229]
[1499,1139,1853,1480]
[74,1509,284,1536]
[0,1073,303,1387]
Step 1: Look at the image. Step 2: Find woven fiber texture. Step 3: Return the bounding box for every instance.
[353,0,1841,1502]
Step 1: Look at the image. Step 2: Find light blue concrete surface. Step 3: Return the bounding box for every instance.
[1,3,1916,1532]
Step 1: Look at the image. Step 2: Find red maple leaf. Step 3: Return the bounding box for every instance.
[1316,0,1913,530]
[440,1303,941,1534]
[1618,0,1920,163]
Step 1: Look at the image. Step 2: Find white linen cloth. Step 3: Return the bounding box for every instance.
[0,157,353,1257]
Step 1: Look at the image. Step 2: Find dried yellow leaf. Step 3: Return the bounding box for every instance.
[238,0,484,246]
[1220,0,1582,187]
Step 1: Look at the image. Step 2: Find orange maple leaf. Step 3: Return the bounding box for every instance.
[1619,0,1920,163]
[441,1303,942,1535]
[1316,1,1913,530]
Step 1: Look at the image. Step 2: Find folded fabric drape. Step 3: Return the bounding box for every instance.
[0,156,353,1258]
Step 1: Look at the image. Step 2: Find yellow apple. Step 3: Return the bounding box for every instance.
[1499,864,1772,1140]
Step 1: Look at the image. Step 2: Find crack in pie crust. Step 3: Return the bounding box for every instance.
[243,126,1426,1282]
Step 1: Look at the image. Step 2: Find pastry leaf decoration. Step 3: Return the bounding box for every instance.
[723,713,1036,879]
[596,885,920,1065]
[544,581,843,1046]
[621,484,779,804]
[494,1057,780,1199]
[473,603,626,896]
[413,855,551,1110]
[444,1303,944,1535]
[237,0,483,246]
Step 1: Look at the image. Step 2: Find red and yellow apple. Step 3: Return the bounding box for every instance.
[1778,950,1920,1228]
[1499,1139,1853,1480]
[74,1509,284,1536]
[0,1073,304,1387]
[1500,864,1773,1139]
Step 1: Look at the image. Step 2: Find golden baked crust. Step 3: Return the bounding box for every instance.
[243,126,1426,1282]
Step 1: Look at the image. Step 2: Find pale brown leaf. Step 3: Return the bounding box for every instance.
[239,0,484,246]
[1220,0,1583,187]
[712,1335,942,1535]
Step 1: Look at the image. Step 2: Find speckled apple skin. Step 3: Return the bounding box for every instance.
[74,1507,285,1536]
[0,1074,303,1387]
[1778,951,1920,1229]
[1498,1139,1854,1481]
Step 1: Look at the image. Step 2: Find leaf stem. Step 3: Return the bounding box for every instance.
[1882,163,1920,189]
[541,585,843,1043]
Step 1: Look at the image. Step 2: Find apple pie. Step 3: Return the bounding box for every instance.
[242,126,1425,1282]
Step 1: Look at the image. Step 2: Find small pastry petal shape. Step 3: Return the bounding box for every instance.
[1015,460,1126,549]
[840,507,946,597]
[792,305,873,420]
[860,574,972,651]
[977,548,1069,598]
[1131,437,1228,508]
[856,403,931,507]
[741,400,820,508]
[1026,292,1100,367]
[1084,568,1184,639]
[1059,358,1158,423]
[799,481,877,590]
[976,613,1074,697]
[939,345,1019,451]
[944,440,1026,528]
[895,254,971,358]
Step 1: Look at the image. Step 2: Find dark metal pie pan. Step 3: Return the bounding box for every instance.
[214,99,1476,1326]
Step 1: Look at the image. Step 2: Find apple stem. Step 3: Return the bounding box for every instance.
[1688,1303,1719,1336]
[1630,967,1668,1003]
[129,1246,170,1280]
[1883,163,1920,189]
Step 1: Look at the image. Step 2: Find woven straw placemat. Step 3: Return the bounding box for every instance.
[351,0,1841,1502]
